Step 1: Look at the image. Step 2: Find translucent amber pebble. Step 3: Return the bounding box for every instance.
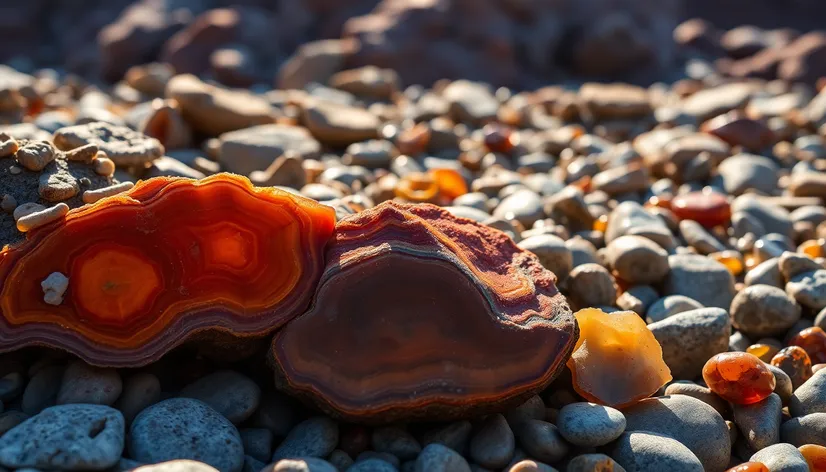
[771,346,813,388]
[711,250,744,276]
[746,343,780,363]
[725,462,769,472]
[800,239,826,259]
[671,191,731,228]
[789,327,826,364]
[593,214,608,232]
[703,352,776,405]
[483,123,517,154]
[394,172,439,203]
[567,308,672,408]
[429,168,468,201]
[800,444,826,472]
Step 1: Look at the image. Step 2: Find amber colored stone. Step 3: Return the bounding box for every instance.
[702,111,774,151]
[746,343,780,363]
[645,195,672,210]
[271,201,577,422]
[396,123,430,156]
[703,352,776,405]
[429,168,468,201]
[801,444,826,472]
[567,308,671,408]
[671,191,732,228]
[771,346,813,389]
[725,462,769,472]
[789,327,826,364]
[0,173,336,367]
[394,172,439,203]
[592,214,608,232]
[711,250,745,276]
[483,123,517,154]
[800,239,826,259]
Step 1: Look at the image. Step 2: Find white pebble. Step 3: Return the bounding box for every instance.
[41,272,69,306]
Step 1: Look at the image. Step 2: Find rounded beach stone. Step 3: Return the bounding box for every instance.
[355,451,398,468]
[745,258,784,288]
[679,220,726,255]
[749,443,809,472]
[565,454,624,472]
[493,189,544,228]
[604,235,669,285]
[786,269,826,312]
[468,414,514,469]
[646,295,704,324]
[664,254,736,309]
[780,412,826,447]
[414,444,470,472]
[262,458,337,472]
[565,263,617,309]
[21,364,63,414]
[511,420,569,464]
[420,420,472,453]
[622,395,730,471]
[239,428,273,464]
[647,307,731,380]
[128,398,244,472]
[116,373,161,424]
[610,432,703,472]
[372,427,422,461]
[731,195,793,238]
[179,370,261,425]
[272,417,339,462]
[518,234,573,281]
[730,285,801,338]
[56,360,122,406]
[0,404,124,470]
[347,458,397,472]
[789,368,826,417]
[556,402,626,447]
[766,364,794,405]
[732,393,782,452]
[663,382,727,416]
[131,460,220,472]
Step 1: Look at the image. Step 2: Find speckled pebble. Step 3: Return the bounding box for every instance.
[789,368,826,417]
[414,444,470,472]
[129,398,244,472]
[116,373,161,424]
[749,443,809,472]
[732,393,782,452]
[372,427,422,461]
[664,254,736,309]
[347,458,399,472]
[780,412,826,447]
[179,370,261,424]
[468,414,514,469]
[556,402,626,447]
[56,360,122,406]
[610,432,703,472]
[786,269,826,311]
[518,234,573,280]
[272,417,339,462]
[647,307,731,380]
[730,284,801,338]
[511,420,568,464]
[646,295,704,324]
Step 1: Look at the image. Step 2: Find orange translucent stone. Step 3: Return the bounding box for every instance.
[483,123,517,154]
[593,214,608,232]
[703,352,776,405]
[429,168,468,201]
[671,191,731,228]
[645,195,672,210]
[801,444,826,472]
[800,239,826,259]
[396,123,431,156]
[771,346,813,388]
[394,172,439,203]
[567,308,672,408]
[789,327,826,364]
[746,343,780,363]
[725,462,769,472]
[711,250,744,276]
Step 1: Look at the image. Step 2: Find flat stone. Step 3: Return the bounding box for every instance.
[301,100,379,147]
[129,398,244,472]
[442,81,498,125]
[786,269,826,311]
[789,368,826,417]
[517,234,573,281]
[718,153,779,196]
[56,360,122,406]
[272,417,338,462]
[493,189,545,228]
[556,402,626,447]
[21,364,63,415]
[53,122,164,167]
[262,458,337,472]
[663,382,728,417]
[217,124,320,176]
[565,454,625,472]
[0,404,124,470]
[622,395,730,471]
[745,258,784,288]
[646,295,704,324]
[663,254,736,309]
[733,393,782,452]
[731,195,793,239]
[347,458,398,472]
[116,373,161,424]
[648,308,731,380]
[679,220,726,255]
[610,431,703,472]
[179,370,261,425]
[420,421,472,454]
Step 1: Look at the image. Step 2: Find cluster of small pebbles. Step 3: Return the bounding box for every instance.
[3,11,826,472]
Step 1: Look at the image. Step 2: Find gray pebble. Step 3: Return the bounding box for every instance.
[732,195,793,239]
[21,364,63,414]
[420,421,472,454]
[679,220,726,255]
[504,396,546,427]
[518,234,573,280]
[749,443,809,472]
[622,395,730,471]
[565,263,617,309]
[469,414,514,469]
[730,285,801,338]
[240,428,273,463]
[745,258,784,288]
[718,153,778,196]
[648,308,731,380]
[272,417,338,462]
[733,393,782,451]
[610,432,703,472]
[789,368,826,417]
[348,458,399,472]
[786,269,826,311]
[372,427,421,461]
[556,402,625,447]
[328,450,355,471]
[129,398,244,472]
[511,420,568,464]
[646,295,704,324]
[263,458,337,472]
[605,201,676,251]
[780,412,826,447]
[815,306,826,330]
[414,444,470,472]
[604,235,669,285]
[565,454,625,472]
[565,237,601,268]
[663,382,728,416]
[493,189,545,228]
[730,331,752,352]
[56,360,121,406]
[616,285,659,315]
[116,373,161,424]
[664,254,736,309]
[179,370,261,424]
[0,404,124,470]
[779,252,823,280]
[357,452,400,468]
[252,393,301,438]
[767,364,794,405]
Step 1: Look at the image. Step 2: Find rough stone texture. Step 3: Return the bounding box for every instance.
[648,308,731,380]
[610,431,703,472]
[663,254,736,309]
[749,443,809,472]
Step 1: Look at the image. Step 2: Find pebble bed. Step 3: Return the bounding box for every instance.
[0,14,826,472]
